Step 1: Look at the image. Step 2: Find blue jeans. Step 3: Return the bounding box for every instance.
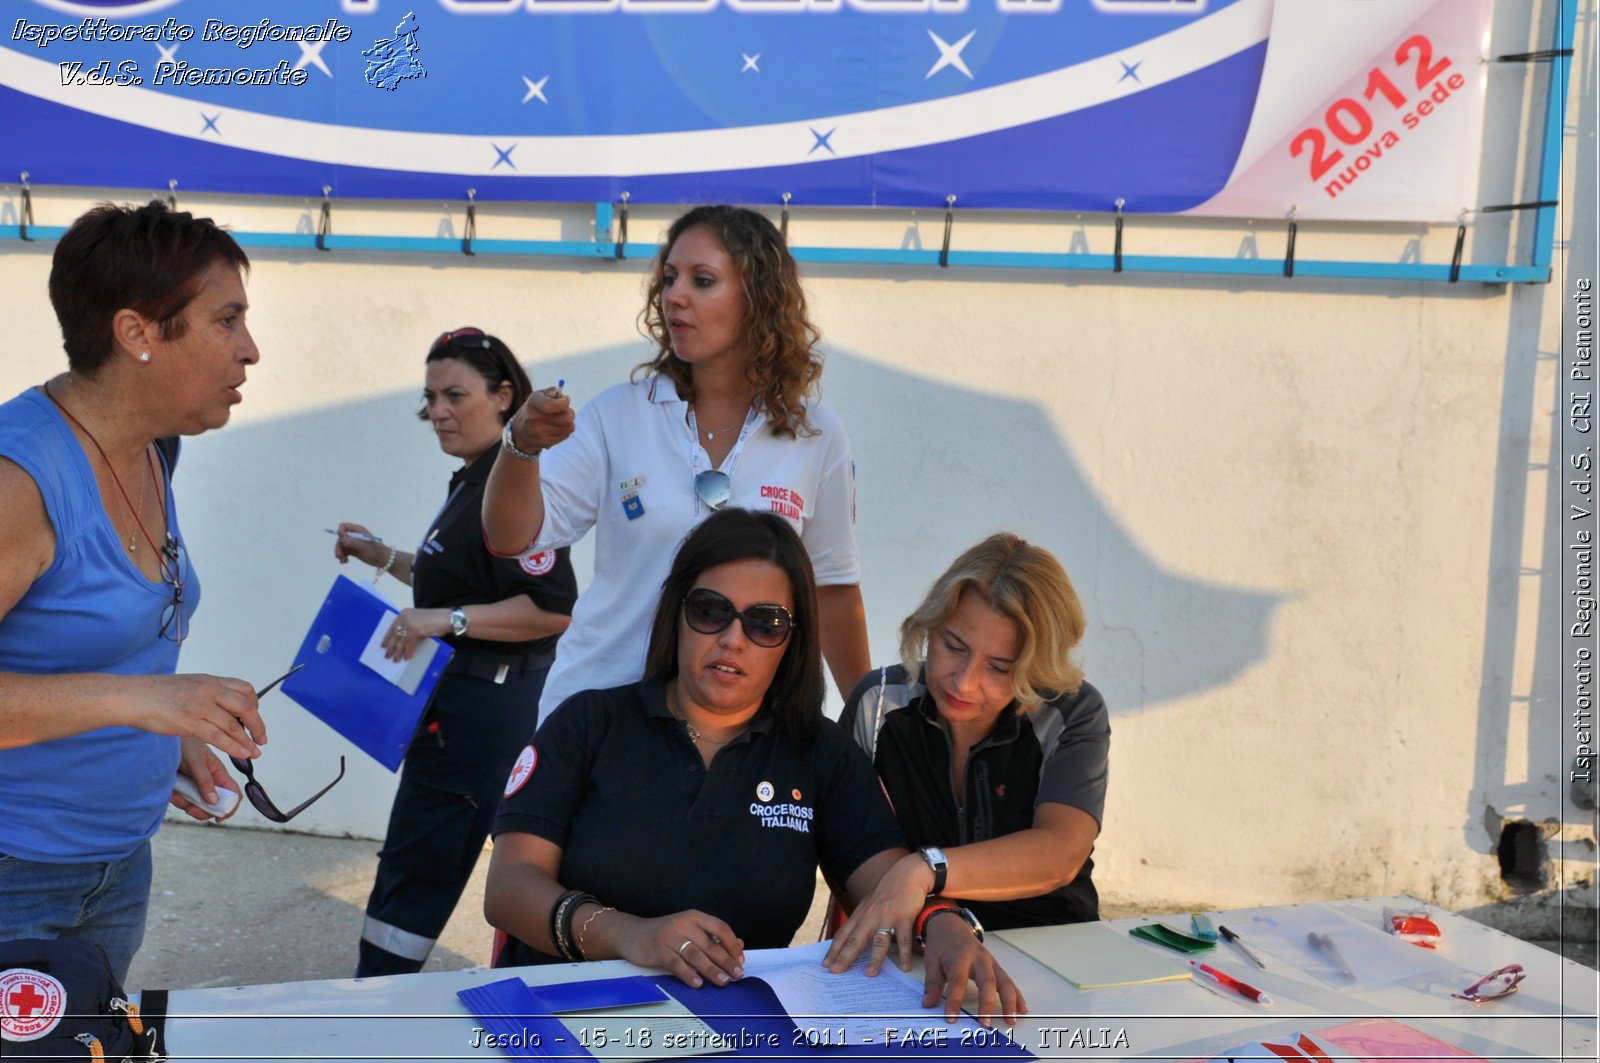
[0,840,153,985]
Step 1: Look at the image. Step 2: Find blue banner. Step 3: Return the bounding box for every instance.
[0,0,1489,218]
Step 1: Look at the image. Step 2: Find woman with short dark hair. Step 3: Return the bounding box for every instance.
[483,205,870,724]
[485,509,1022,1026]
[0,200,267,981]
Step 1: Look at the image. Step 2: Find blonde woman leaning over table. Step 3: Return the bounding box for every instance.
[824,533,1109,976]
[483,205,869,724]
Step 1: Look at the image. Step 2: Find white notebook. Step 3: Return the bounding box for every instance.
[997,923,1193,990]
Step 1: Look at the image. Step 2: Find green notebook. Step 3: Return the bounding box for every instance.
[1129,921,1217,955]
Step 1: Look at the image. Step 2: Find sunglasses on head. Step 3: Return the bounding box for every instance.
[682,587,795,649]
[229,664,345,823]
[430,327,492,355]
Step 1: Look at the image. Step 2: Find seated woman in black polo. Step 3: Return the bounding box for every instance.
[486,508,1021,1026]
[825,532,1109,971]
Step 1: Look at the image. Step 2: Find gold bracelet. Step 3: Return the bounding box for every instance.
[576,905,615,960]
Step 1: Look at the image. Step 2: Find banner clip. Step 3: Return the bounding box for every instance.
[1283,206,1298,279]
[939,194,956,268]
[316,185,332,252]
[615,191,630,260]
[780,192,792,244]
[1449,208,1468,283]
[18,172,34,243]
[1113,198,1126,273]
[463,189,477,257]
[1495,49,1573,63]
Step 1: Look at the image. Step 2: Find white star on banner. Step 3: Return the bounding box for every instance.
[295,40,333,77]
[522,75,549,104]
[925,29,975,80]
[742,53,760,72]
[155,42,178,67]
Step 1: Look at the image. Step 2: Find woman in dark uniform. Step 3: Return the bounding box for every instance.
[334,327,577,977]
[486,509,1022,1028]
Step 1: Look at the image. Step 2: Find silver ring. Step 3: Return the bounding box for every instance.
[677,939,694,958]
[873,927,896,941]
[395,625,408,636]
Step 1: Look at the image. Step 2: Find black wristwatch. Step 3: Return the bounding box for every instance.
[918,846,948,895]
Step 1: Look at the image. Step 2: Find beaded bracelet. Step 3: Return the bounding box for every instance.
[548,890,585,961]
[373,545,397,585]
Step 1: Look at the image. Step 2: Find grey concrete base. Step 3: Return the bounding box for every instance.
[124,822,1598,992]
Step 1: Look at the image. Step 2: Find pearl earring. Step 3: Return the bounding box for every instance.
[138,352,150,363]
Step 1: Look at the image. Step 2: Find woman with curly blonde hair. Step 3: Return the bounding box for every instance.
[486,205,869,724]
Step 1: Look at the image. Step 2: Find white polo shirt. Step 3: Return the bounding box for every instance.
[526,375,860,722]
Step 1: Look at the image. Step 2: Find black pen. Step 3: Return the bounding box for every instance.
[1218,925,1267,970]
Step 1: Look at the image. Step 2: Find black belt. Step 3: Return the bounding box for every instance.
[446,645,555,685]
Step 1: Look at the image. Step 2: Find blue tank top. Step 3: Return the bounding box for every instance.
[0,388,202,863]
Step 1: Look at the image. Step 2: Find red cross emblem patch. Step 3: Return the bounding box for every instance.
[0,967,66,1042]
[519,550,556,576]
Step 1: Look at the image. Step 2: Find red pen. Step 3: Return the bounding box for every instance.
[1189,960,1273,1004]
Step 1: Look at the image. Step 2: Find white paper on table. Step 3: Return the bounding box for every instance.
[557,1001,735,1062]
[746,941,991,1046]
[358,610,439,696]
[1241,907,1459,987]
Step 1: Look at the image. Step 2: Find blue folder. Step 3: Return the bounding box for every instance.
[457,973,1033,1062]
[281,575,454,771]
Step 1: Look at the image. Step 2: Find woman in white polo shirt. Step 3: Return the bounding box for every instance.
[484,205,869,723]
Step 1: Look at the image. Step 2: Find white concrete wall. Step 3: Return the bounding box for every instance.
[1,0,1591,915]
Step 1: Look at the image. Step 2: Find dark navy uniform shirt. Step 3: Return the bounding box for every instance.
[840,664,1110,930]
[412,443,577,657]
[493,679,905,964]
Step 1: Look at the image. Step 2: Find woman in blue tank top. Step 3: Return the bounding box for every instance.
[0,201,268,983]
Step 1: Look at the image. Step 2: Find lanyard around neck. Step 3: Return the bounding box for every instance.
[688,405,759,511]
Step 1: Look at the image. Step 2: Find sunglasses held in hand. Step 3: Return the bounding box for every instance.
[231,664,345,823]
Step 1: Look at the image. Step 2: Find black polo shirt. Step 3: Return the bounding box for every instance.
[493,679,904,964]
[412,444,577,657]
[840,665,1110,931]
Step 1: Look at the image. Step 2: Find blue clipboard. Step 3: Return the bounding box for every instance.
[281,575,454,772]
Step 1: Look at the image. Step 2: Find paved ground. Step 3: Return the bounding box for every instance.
[125,822,1597,992]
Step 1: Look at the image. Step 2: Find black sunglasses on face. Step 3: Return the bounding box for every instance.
[682,587,795,649]
[229,664,345,823]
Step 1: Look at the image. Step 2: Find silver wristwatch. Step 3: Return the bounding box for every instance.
[449,607,469,637]
[501,420,542,463]
[918,846,949,895]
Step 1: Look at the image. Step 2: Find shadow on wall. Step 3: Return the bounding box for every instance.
[171,336,1284,845]
[789,349,1284,717]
